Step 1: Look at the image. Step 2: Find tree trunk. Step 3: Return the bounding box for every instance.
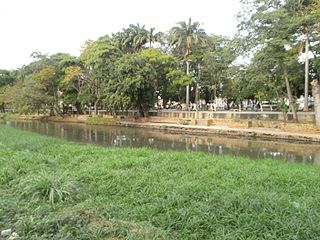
[280,61,298,122]
[163,98,168,109]
[186,60,190,109]
[311,79,320,126]
[195,83,199,110]
[75,102,83,115]
[213,84,217,101]
[0,103,5,113]
[138,103,145,117]
[195,63,201,111]
[54,90,60,115]
[304,36,309,112]
[94,101,98,115]
[49,106,54,116]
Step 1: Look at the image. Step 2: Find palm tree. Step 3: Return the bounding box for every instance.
[131,23,148,52]
[147,28,164,48]
[169,18,206,108]
[113,24,149,53]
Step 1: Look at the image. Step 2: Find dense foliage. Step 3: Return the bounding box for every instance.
[1,2,319,119]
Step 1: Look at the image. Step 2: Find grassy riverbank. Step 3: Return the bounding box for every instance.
[85,116,120,125]
[1,125,320,239]
[0,113,119,125]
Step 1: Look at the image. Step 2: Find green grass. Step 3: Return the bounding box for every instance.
[85,116,119,125]
[0,112,19,121]
[0,125,320,239]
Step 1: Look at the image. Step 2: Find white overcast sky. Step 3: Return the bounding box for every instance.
[0,0,241,70]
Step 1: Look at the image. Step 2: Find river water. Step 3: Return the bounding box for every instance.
[4,120,320,164]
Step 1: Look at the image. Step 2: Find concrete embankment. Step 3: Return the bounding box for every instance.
[120,121,320,143]
[2,113,320,143]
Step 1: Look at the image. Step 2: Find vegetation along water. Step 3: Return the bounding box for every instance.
[1,124,320,239]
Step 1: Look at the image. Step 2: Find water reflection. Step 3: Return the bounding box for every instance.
[5,120,320,164]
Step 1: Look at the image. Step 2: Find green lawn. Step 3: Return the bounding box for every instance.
[0,124,319,239]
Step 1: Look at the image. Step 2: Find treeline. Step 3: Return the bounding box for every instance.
[0,0,320,120]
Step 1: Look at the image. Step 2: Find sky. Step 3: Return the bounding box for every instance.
[0,0,241,70]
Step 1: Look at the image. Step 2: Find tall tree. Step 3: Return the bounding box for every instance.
[147,28,163,48]
[140,48,192,107]
[169,18,206,108]
[113,24,149,53]
[80,36,123,114]
[106,53,157,117]
[238,0,302,121]
[284,0,320,111]
[0,70,16,112]
[201,36,238,102]
[60,64,87,113]
[31,65,59,115]
[3,52,78,115]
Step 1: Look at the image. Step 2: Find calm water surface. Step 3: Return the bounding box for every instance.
[5,120,320,164]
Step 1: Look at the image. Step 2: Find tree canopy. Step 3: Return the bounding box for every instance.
[2,9,320,119]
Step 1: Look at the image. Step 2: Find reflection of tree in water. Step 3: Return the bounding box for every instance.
[6,120,320,164]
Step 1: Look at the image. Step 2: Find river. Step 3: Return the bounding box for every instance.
[4,120,320,164]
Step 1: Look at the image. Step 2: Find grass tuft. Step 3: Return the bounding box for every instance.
[20,171,80,207]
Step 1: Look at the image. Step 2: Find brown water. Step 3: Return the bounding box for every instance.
[5,120,320,164]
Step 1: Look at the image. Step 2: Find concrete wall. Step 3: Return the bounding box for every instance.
[149,110,315,122]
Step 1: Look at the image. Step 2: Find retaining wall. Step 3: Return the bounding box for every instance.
[149,110,315,122]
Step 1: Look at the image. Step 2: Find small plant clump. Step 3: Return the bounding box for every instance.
[20,171,79,207]
[179,119,190,125]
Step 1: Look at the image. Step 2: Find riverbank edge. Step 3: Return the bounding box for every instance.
[2,113,320,143]
[120,121,320,143]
